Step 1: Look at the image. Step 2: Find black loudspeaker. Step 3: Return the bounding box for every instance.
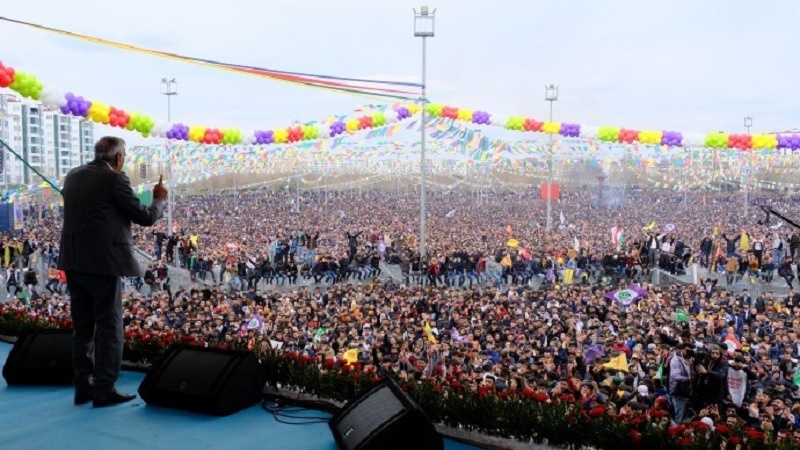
[3,329,74,386]
[329,378,443,450]
[138,346,264,416]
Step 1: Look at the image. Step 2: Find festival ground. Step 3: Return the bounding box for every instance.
[0,342,483,450]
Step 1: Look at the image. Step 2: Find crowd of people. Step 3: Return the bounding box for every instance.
[5,186,800,439]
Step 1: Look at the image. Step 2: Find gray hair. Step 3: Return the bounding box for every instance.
[94,136,126,163]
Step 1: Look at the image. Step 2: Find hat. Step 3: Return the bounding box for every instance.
[637,385,649,396]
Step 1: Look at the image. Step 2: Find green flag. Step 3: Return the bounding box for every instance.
[656,363,664,381]
[136,190,153,206]
[313,327,328,343]
[676,308,690,323]
[794,370,800,387]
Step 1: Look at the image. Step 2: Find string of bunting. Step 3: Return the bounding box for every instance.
[0,16,421,102]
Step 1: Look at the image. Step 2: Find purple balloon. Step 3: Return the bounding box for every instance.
[65,92,74,101]
[396,107,410,120]
[59,104,70,115]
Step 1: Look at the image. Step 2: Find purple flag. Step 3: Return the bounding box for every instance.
[583,344,606,365]
[605,284,649,307]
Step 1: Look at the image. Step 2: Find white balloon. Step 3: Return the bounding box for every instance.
[580,125,599,139]
[491,115,509,127]
[318,124,331,139]
[385,109,399,123]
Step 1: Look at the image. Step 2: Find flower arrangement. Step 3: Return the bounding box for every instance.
[0,310,797,450]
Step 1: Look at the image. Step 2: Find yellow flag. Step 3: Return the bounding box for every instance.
[603,353,629,372]
[642,221,656,232]
[423,322,437,344]
[343,348,359,364]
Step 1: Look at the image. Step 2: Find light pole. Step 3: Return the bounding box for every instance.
[743,118,752,217]
[160,78,177,240]
[414,6,435,262]
[544,84,559,232]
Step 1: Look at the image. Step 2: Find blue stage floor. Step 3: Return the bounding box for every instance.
[0,343,482,450]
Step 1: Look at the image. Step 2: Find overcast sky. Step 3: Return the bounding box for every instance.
[2,0,798,145]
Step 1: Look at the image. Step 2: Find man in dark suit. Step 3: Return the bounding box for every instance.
[59,136,167,408]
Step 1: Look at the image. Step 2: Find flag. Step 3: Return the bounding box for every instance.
[450,327,467,343]
[611,226,621,248]
[343,348,359,364]
[676,309,690,323]
[246,314,263,331]
[424,321,437,344]
[603,353,629,372]
[793,370,800,387]
[583,344,605,364]
[605,284,648,307]
[559,210,566,225]
[573,236,580,251]
[313,327,328,343]
[655,363,664,380]
[724,334,742,354]
[642,221,656,232]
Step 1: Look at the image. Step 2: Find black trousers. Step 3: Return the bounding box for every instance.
[67,271,123,394]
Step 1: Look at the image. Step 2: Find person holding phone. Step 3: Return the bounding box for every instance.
[59,136,168,408]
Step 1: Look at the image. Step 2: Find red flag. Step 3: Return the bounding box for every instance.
[724,334,742,354]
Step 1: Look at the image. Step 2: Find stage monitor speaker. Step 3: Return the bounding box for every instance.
[138,346,264,416]
[329,378,443,450]
[3,329,74,386]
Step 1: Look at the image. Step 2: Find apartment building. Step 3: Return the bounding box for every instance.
[0,93,94,187]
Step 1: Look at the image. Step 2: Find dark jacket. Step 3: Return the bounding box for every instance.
[58,160,164,277]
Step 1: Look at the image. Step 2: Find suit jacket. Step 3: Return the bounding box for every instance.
[58,160,164,277]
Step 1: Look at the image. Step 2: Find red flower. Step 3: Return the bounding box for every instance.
[745,428,765,440]
[675,437,692,447]
[521,387,535,398]
[499,390,509,399]
[650,409,668,419]
[450,380,463,390]
[668,425,687,437]
[728,437,740,445]
[533,393,549,403]
[371,376,381,384]
[337,358,348,366]
[351,362,362,372]
[432,384,442,393]
[691,420,710,432]
[478,386,490,398]
[324,358,335,369]
[629,430,641,445]
[588,405,606,417]
[714,423,731,434]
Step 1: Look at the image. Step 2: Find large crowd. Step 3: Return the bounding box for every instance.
[5,186,800,438]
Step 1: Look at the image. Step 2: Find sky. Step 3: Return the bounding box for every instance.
[2,0,799,145]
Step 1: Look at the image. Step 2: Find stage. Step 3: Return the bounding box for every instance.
[0,343,482,450]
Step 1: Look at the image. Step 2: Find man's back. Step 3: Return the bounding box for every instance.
[59,161,163,277]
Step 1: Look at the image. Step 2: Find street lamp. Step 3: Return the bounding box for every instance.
[544,84,559,232]
[414,6,435,262]
[742,117,753,216]
[160,78,177,241]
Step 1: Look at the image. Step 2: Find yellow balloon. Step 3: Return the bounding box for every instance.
[273,128,289,144]
[346,119,359,132]
[457,109,473,121]
[406,103,420,115]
